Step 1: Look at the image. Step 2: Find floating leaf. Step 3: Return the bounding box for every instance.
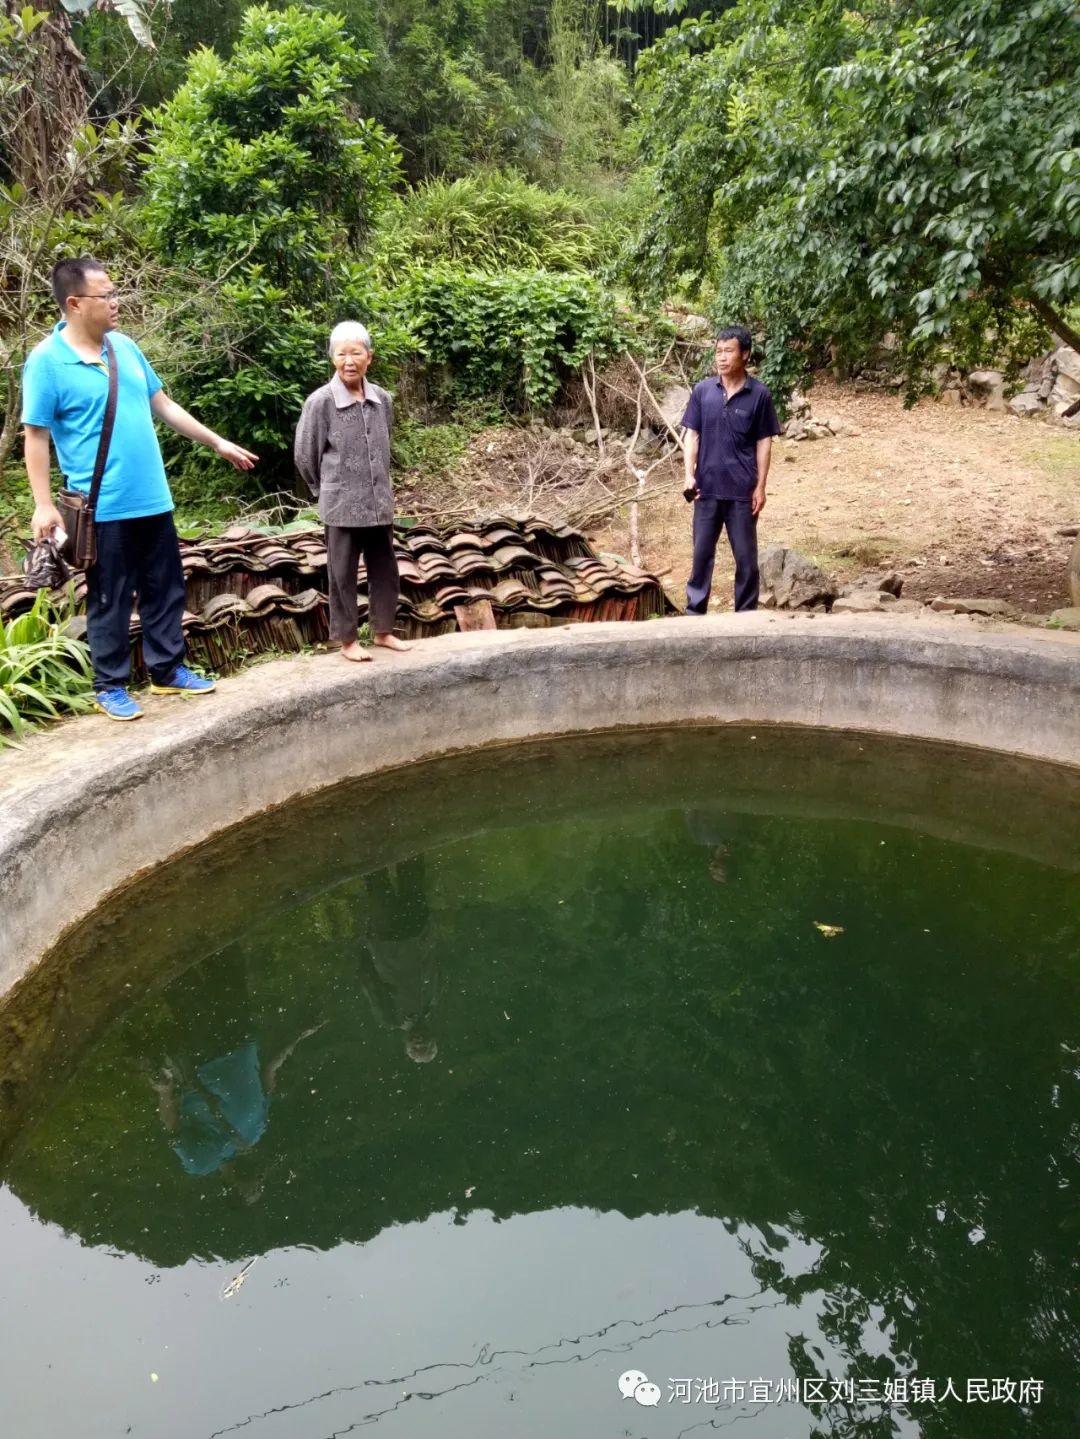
[813,922,845,938]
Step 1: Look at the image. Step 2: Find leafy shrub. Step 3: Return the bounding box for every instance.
[0,590,94,742]
[142,5,401,287]
[403,267,625,410]
[371,172,612,280]
[161,264,414,495]
[140,7,409,490]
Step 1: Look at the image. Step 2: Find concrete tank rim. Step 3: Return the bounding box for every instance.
[2,612,1079,995]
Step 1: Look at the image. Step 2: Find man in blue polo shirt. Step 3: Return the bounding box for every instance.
[681,326,781,613]
[23,255,257,720]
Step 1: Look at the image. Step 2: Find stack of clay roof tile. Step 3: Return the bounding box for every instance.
[0,516,677,677]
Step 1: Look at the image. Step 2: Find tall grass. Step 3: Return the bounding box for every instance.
[371,172,614,281]
[0,589,95,744]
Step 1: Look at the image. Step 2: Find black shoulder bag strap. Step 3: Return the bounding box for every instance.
[87,334,119,518]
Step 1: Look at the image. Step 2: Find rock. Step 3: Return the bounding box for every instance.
[1024,355,1054,385]
[1009,392,1045,417]
[760,544,839,610]
[1055,524,1080,538]
[967,368,1006,411]
[833,591,896,614]
[788,391,812,419]
[655,385,690,432]
[1048,606,1080,631]
[1070,535,1080,607]
[784,418,807,440]
[1052,372,1080,401]
[939,387,964,406]
[968,368,1004,394]
[783,451,797,462]
[845,569,903,597]
[1053,347,1080,387]
[929,596,1014,616]
[584,426,609,445]
[805,419,834,438]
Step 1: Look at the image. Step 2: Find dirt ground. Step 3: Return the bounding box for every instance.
[589,378,1080,613]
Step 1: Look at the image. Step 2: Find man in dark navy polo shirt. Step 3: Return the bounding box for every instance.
[681,326,780,612]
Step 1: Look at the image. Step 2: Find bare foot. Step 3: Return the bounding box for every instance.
[373,633,412,652]
[340,641,372,663]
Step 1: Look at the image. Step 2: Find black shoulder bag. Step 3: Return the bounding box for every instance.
[57,334,118,570]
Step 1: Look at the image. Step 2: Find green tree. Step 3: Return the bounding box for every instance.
[139,5,406,489]
[628,0,1080,397]
[142,4,400,288]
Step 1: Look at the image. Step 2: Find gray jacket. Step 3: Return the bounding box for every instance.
[294,372,395,528]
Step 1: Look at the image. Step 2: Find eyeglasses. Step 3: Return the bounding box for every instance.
[71,290,120,302]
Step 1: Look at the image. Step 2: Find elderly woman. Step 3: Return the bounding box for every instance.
[294,321,410,661]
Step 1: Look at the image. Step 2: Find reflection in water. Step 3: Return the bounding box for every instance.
[146,954,324,1201]
[356,856,440,1063]
[0,730,1078,1438]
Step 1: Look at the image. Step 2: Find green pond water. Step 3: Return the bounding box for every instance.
[1,728,1079,1439]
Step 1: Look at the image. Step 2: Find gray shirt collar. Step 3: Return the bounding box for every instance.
[330,372,381,410]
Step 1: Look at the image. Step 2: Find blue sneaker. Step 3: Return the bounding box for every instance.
[150,664,217,696]
[94,686,143,721]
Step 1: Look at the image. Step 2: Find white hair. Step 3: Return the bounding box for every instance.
[328,321,372,358]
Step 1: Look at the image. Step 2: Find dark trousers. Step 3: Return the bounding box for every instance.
[687,498,759,613]
[326,525,400,640]
[86,511,186,689]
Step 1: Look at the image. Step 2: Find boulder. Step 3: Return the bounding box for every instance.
[784,418,808,440]
[655,385,691,433]
[760,545,839,610]
[832,591,897,614]
[1024,354,1055,385]
[1051,374,1080,402]
[1009,392,1044,417]
[967,369,1006,411]
[1053,347,1080,387]
[1048,606,1080,631]
[1070,534,1080,608]
[843,569,903,597]
[929,596,1014,616]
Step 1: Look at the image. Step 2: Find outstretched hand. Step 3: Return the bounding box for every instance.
[214,438,259,471]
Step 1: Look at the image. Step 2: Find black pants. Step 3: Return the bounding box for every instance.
[686,498,759,613]
[326,524,400,641]
[86,511,186,689]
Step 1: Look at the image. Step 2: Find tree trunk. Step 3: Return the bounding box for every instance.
[2,0,90,193]
[1029,296,1080,357]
